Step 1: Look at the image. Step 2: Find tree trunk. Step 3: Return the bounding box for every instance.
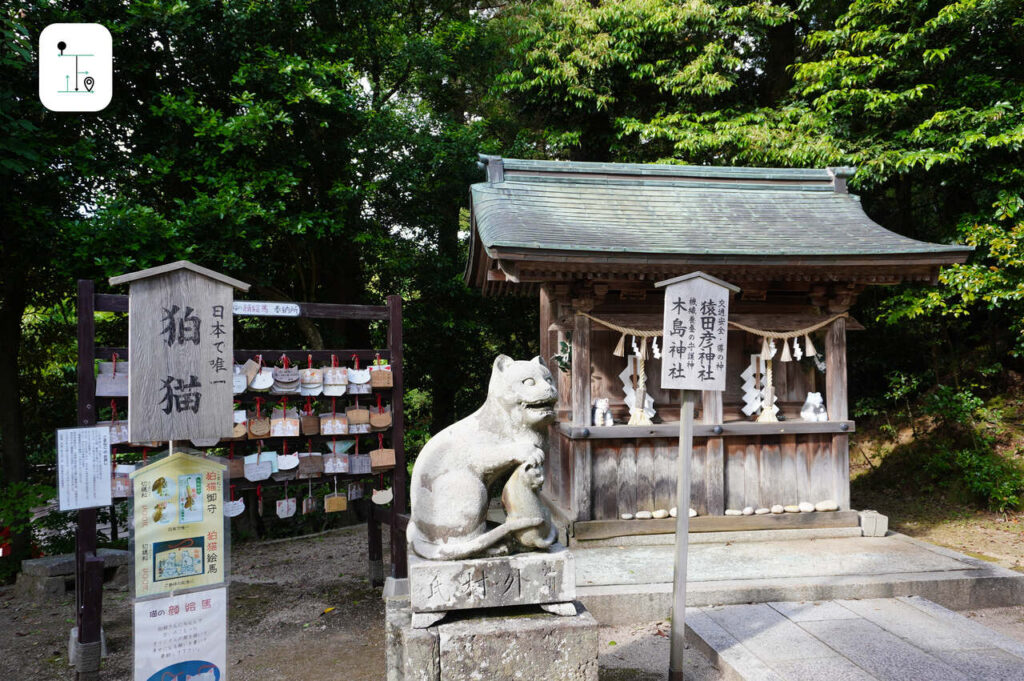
[0,279,27,485]
[0,277,30,569]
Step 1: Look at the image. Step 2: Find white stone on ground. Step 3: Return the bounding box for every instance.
[620,513,634,520]
[755,508,770,515]
[725,509,742,516]
[771,505,784,514]
[669,507,678,518]
[784,505,801,513]
[815,499,839,512]
[652,509,669,519]
[742,506,754,516]
[799,501,815,513]
[688,508,697,518]
[635,511,653,520]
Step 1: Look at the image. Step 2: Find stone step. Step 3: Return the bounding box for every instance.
[685,596,1024,681]
[17,549,132,598]
[574,533,1024,625]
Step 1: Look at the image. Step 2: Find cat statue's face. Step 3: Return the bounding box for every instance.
[594,398,610,411]
[488,355,558,430]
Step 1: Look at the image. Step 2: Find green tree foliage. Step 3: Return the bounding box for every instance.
[0,0,531,564]
[489,0,797,160]
[5,0,1024,563]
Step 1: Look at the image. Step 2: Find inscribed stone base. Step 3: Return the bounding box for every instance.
[408,543,575,615]
[385,598,599,681]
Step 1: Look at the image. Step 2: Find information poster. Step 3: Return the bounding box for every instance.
[133,585,226,681]
[56,426,111,511]
[131,452,226,598]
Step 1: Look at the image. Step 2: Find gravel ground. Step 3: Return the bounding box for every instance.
[1,525,386,681]
[3,526,1023,680]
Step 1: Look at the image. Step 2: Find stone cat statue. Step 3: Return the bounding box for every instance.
[408,355,558,561]
[592,397,614,427]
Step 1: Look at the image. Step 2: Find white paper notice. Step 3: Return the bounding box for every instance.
[134,586,227,681]
[56,426,111,511]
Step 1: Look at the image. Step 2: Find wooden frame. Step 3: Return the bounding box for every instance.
[74,279,408,655]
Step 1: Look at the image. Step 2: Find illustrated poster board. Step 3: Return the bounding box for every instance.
[131,452,227,598]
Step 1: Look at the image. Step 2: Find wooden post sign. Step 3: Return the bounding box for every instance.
[655,271,739,681]
[658,272,737,392]
[109,261,250,442]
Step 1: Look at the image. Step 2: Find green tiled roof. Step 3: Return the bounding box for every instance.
[470,158,971,259]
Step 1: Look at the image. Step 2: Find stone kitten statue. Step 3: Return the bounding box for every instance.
[592,397,614,427]
[407,355,558,561]
[502,461,557,552]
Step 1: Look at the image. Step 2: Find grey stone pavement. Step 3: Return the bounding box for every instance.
[574,533,1024,623]
[687,596,1024,681]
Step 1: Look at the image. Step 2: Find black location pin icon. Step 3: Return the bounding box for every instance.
[57,41,66,55]
[83,76,95,92]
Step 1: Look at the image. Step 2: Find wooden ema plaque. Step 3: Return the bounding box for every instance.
[110,262,249,442]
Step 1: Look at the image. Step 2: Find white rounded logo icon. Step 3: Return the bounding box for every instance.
[39,24,112,112]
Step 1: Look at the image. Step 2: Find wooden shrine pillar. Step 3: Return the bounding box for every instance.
[539,285,554,366]
[701,390,725,516]
[571,306,592,521]
[825,317,850,509]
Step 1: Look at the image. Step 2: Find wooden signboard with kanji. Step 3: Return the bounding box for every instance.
[109,261,249,442]
[659,272,738,392]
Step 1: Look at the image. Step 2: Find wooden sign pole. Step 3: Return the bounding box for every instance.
[669,388,697,681]
[655,270,739,681]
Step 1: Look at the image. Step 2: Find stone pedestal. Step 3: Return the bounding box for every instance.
[408,543,575,627]
[386,597,599,681]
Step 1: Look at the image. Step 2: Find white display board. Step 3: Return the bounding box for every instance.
[658,273,738,392]
[56,426,111,511]
[134,585,227,681]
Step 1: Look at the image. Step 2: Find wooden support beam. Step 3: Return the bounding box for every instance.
[833,434,851,511]
[572,309,591,426]
[701,391,725,516]
[825,316,850,510]
[570,307,593,521]
[75,280,101,681]
[387,295,407,578]
[539,285,553,365]
[825,317,848,420]
[571,440,593,523]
